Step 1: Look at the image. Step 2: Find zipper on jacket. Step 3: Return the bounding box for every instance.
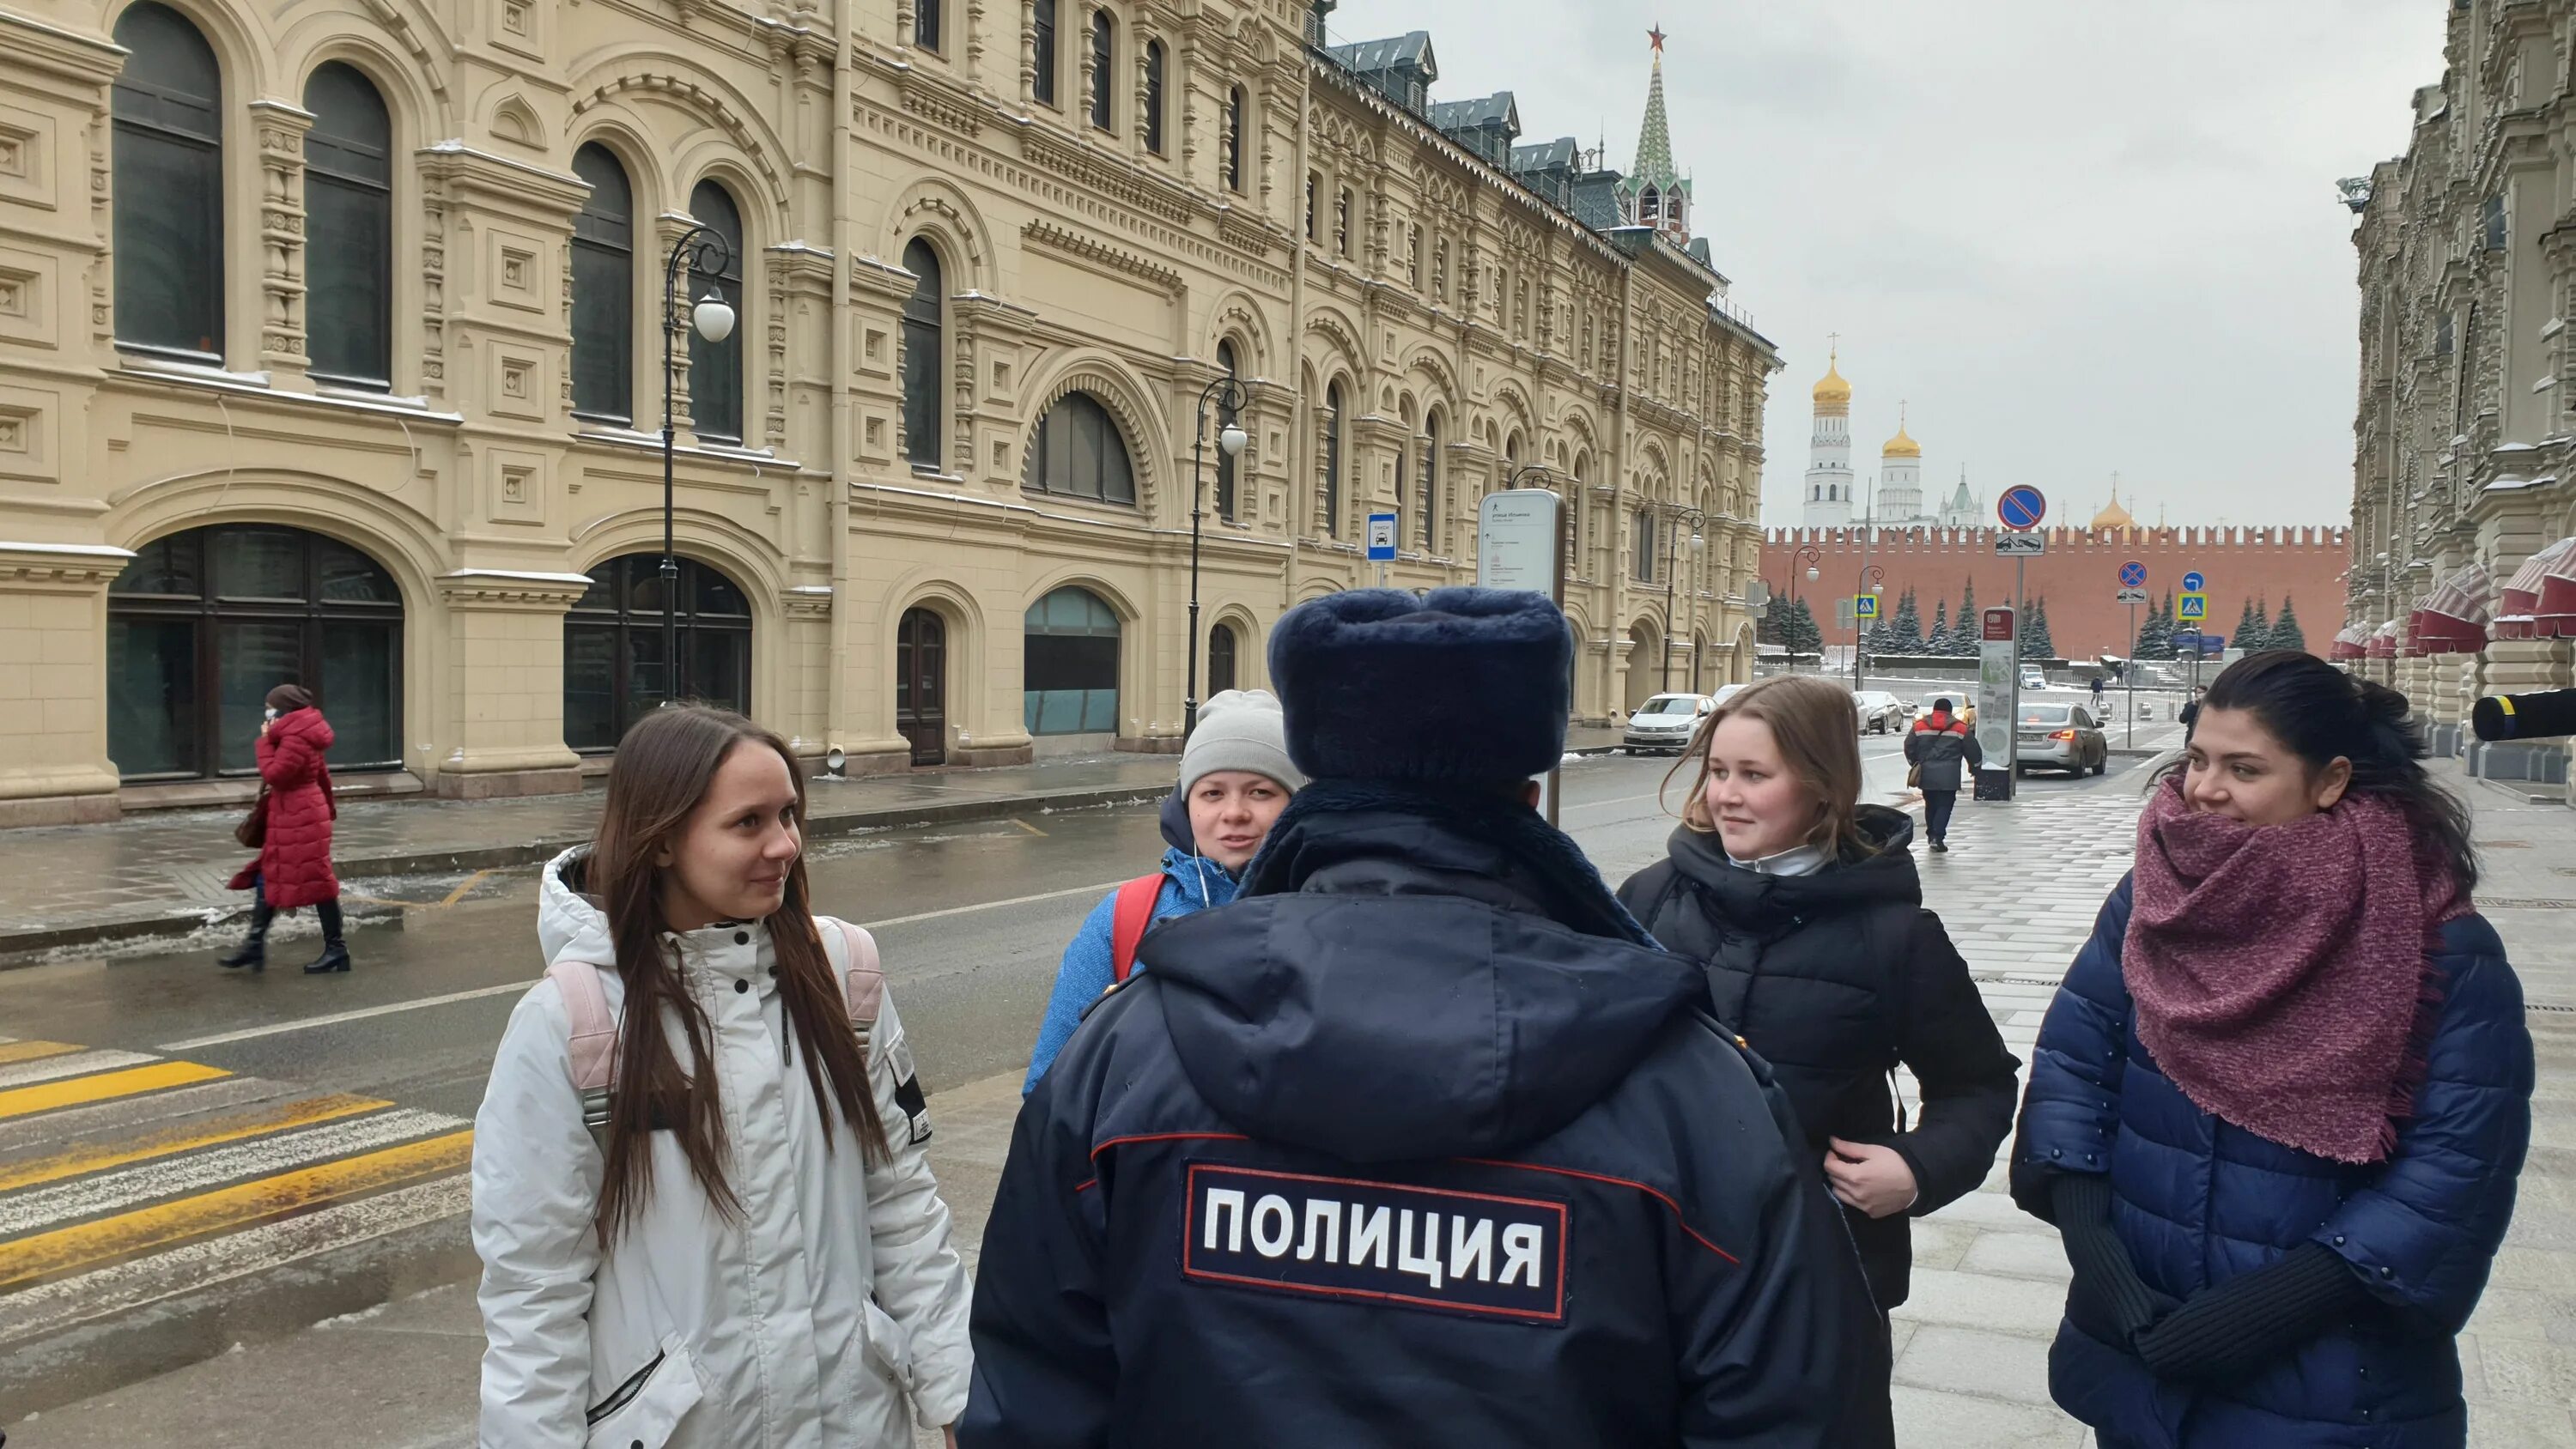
[585,1347,666,1424]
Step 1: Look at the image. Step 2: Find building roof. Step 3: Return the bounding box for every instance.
[1510,136,1579,173]
[1631,47,1680,189]
[1324,31,1437,80]
[1426,91,1518,132]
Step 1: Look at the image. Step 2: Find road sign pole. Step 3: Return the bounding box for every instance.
[2126,601,2137,749]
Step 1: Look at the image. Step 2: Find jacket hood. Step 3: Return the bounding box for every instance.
[538,847,617,969]
[1662,803,1922,924]
[271,706,334,750]
[1136,807,1704,1162]
[1156,843,1239,912]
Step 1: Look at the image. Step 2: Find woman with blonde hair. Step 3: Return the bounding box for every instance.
[1617,675,2020,1408]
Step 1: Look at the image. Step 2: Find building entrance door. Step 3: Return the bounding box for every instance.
[896,607,946,766]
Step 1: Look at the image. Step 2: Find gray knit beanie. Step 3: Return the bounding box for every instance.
[1181,689,1304,795]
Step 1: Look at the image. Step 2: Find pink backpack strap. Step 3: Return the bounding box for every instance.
[545,959,618,1135]
[833,919,885,1060]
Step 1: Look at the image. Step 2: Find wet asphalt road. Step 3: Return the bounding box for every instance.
[0,737,2166,1119]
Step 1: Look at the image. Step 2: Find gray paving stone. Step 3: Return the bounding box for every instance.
[1961,1229,2078,1282]
[1897,1266,2075,1340]
[1890,1386,2088,1448]
[1893,1323,2059,1405]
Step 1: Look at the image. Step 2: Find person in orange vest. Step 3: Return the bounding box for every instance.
[1021,690,1304,1092]
[1905,697,1984,853]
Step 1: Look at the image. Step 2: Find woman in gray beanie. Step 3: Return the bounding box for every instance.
[1021,688,1303,1091]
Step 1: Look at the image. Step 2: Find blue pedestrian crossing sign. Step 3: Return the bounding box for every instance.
[1856,593,1880,620]
[2178,592,2208,621]
[1997,485,2047,530]
[2182,570,2206,593]
[2119,561,2148,589]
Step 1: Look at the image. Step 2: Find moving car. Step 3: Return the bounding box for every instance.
[2014,702,2109,776]
[2019,664,2049,693]
[1851,690,1909,735]
[1622,693,1714,755]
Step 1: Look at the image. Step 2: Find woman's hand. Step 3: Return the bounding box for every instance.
[1825,1137,1921,1218]
[944,1427,959,1449]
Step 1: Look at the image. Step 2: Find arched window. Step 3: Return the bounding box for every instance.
[570,143,635,421]
[1089,9,1115,130]
[1144,39,1166,154]
[111,3,224,359]
[686,179,745,444]
[1033,0,1059,105]
[1640,185,1659,223]
[1335,188,1352,256]
[109,524,402,780]
[1214,338,1241,522]
[1320,380,1343,537]
[901,238,943,470]
[1394,405,1410,549]
[1634,507,1656,582]
[1420,413,1440,552]
[563,555,752,751]
[1024,586,1120,735]
[1207,621,1239,695]
[1224,86,1246,191]
[1304,172,1319,242]
[915,0,942,50]
[301,64,392,388]
[1024,391,1137,504]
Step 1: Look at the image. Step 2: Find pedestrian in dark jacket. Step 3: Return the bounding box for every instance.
[2013,652,2531,1449]
[220,684,349,974]
[1617,676,2019,1379]
[964,588,1889,1449]
[1903,695,1984,852]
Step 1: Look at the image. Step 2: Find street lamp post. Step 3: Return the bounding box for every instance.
[1184,372,1249,735]
[1783,543,1821,672]
[1851,563,1886,693]
[1659,505,1709,690]
[659,224,738,703]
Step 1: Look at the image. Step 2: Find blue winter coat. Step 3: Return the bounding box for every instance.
[2011,876,2532,1449]
[1023,843,1242,1094]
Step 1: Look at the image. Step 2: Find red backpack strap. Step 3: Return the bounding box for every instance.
[1109,873,1166,985]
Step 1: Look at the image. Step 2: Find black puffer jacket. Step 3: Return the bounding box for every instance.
[1617,806,2020,1309]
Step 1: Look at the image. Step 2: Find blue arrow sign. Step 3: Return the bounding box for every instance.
[2119,561,2148,588]
[2182,570,2206,593]
[1997,485,2046,530]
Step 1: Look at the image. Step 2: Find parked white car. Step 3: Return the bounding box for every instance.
[1623,693,1715,755]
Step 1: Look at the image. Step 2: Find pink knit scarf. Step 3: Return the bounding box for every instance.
[2124,777,2464,1165]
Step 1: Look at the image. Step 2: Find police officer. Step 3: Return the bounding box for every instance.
[962,588,1888,1448]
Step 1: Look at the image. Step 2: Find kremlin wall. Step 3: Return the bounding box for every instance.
[1759,522,2351,663]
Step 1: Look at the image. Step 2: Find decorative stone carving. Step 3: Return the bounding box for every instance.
[249,100,317,376]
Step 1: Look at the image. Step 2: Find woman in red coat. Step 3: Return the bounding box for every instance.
[220,684,349,974]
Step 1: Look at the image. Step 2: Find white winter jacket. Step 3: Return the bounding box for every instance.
[472,850,973,1448]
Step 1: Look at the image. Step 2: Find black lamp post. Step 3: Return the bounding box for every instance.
[660,224,737,703]
[1659,504,1709,690]
[1784,542,1821,672]
[1184,373,1249,735]
[1851,562,1886,693]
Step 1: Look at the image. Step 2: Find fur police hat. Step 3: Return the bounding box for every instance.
[1268,587,1572,785]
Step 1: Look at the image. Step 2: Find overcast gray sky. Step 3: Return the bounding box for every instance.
[1342,0,2445,530]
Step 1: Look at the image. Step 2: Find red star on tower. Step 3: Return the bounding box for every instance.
[1649,25,1667,54]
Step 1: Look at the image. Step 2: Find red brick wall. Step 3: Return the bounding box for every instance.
[1759,526,2352,660]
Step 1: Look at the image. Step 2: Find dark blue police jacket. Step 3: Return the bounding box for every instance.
[961,799,1888,1449]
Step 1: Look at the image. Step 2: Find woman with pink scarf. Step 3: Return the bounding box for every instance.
[2011,652,2530,1449]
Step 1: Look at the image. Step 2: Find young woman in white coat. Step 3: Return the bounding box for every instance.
[473,705,972,1448]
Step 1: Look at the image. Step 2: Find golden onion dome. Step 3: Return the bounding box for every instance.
[1882,423,1921,458]
[1812,354,1851,406]
[2090,496,2137,530]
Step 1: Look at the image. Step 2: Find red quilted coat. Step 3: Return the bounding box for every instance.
[229,707,340,909]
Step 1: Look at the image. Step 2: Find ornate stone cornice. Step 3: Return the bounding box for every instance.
[0,11,125,90]
[1022,220,1184,294]
[0,541,133,591]
[1018,127,1194,226]
[896,67,985,137]
[436,568,594,611]
[415,142,589,215]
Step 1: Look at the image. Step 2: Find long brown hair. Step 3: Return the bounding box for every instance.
[1662,676,1870,856]
[585,705,890,1242]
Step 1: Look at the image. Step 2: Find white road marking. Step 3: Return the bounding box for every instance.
[0,1173,471,1348]
[0,1107,464,1236]
[0,1048,159,1089]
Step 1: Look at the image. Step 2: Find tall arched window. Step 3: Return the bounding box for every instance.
[1088,10,1115,130]
[1420,413,1440,552]
[1334,188,1352,257]
[1634,507,1657,582]
[1207,621,1239,695]
[1024,391,1137,504]
[301,64,392,388]
[901,238,943,470]
[1214,339,1241,522]
[1320,380,1344,537]
[686,179,745,444]
[915,0,942,50]
[1394,404,1411,549]
[563,555,753,751]
[570,143,635,421]
[1144,39,1166,154]
[1024,586,1120,735]
[109,524,403,780]
[111,3,224,359]
[1224,87,1246,191]
[1033,0,1059,105]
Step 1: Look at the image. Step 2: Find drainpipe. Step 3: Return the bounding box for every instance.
[827,0,855,760]
[1607,258,1634,717]
[1283,34,1312,609]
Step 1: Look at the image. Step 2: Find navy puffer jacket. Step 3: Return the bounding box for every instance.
[2010,876,2532,1449]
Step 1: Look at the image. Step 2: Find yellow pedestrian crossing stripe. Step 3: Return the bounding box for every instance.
[0,1092,387,1195]
[0,1041,82,1068]
[0,1061,231,1121]
[0,1128,473,1288]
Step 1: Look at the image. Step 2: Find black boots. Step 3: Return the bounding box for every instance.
[301,900,351,974]
[220,898,275,971]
